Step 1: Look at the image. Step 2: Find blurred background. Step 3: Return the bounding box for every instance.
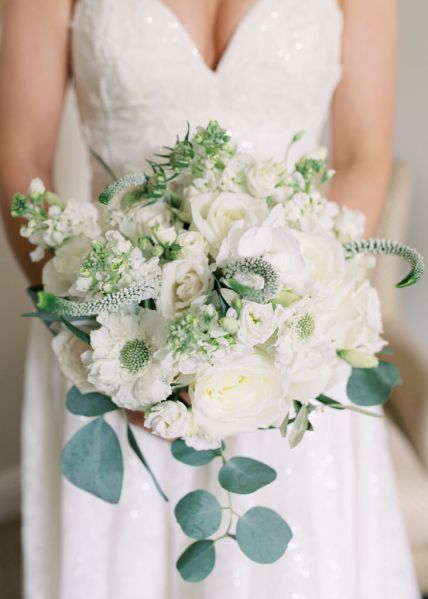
[0,0,427,596]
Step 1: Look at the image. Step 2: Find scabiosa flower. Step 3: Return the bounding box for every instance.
[82,307,175,410]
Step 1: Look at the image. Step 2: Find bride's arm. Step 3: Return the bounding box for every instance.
[0,0,74,283]
[329,0,398,237]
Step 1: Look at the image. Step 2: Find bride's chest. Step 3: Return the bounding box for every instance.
[71,0,343,112]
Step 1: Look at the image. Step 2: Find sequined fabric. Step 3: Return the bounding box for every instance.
[21,1,419,597]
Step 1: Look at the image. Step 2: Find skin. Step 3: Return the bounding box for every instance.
[0,0,397,428]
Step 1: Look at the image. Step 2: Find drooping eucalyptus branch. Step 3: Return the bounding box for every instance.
[343,239,424,288]
[37,281,160,317]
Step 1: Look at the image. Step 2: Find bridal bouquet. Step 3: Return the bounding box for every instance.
[12,122,424,581]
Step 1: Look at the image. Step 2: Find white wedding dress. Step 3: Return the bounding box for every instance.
[22,0,420,598]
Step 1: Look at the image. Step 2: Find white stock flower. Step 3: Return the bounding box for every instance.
[176,231,209,259]
[246,159,285,198]
[52,330,95,393]
[185,423,222,451]
[334,206,366,242]
[28,178,46,196]
[238,301,276,346]
[190,352,289,438]
[110,200,176,241]
[42,235,92,296]
[82,307,174,409]
[189,191,268,252]
[217,206,309,294]
[145,400,192,440]
[157,258,214,317]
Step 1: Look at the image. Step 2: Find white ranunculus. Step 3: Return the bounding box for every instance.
[157,258,214,317]
[145,400,192,440]
[189,191,268,252]
[238,301,276,346]
[332,280,385,354]
[190,352,289,438]
[82,307,175,409]
[176,231,209,259]
[246,159,284,198]
[42,235,93,297]
[217,207,309,294]
[52,330,95,393]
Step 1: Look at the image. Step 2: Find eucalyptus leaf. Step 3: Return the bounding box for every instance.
[127,425,168,502]
[288,405,309,448]
[236,506,292,564]
[347,361,402,406]
[218,457,276,494]
[176,540,216,582]
[66,386,118,416]
[61,418,123,504]
[175,490,222,539]
[171,439,221,466]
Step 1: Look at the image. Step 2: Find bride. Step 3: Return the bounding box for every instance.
[0,0,420,597]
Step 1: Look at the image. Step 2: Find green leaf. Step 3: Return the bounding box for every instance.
[171,439,221,466]
[236,506,292,564]
[218,457,276,495]
[175,490,222,540]
[347,361,402,406]
[176,540,216,582]
[127,425,169,502]
[288,405,309,448]
[316,395,345,410]
[60,317,91,345]
[61,418,123,504]
[66,386,118,416]
[280,413,290,438]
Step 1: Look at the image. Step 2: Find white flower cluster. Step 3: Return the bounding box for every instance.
[18,123,385,450]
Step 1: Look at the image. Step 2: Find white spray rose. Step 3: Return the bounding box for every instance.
[145,401,192,440]
[190,352,289,438]
[238,302,276,346]
[246,159,284,198]
[157,258,214,317]
[190,191,268,252]
[52,330,95,394]
[176,231,209,258]
[42,235,92,297]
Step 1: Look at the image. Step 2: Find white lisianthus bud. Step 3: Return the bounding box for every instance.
[145,400,192,440]
[153,225,177,245]
[219,316,240,335]
[176,231,209,258]
[337,349,379,369]
[238,301,276,346]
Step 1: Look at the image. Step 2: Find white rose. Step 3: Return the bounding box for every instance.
[217,208,309,294]
[238,302,276,346]
[332,280,385,354]
[145,400,191,440]
[157,258,214,317]
[52,330,95,393]
[190,352,289,438]
[190,191,268,252]
[246,159,284,198]
[42,235,92,297]
[176,231,209,258]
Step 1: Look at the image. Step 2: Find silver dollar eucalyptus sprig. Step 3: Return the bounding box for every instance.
[37,282,160,317]
[343,239,424,288]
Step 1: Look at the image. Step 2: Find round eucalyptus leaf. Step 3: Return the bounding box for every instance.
[61,418,123,504]
[66,386,118,416]
[176,540,216,582]
[171,439,221,466]
[347,361,402,406]
[236,506,292,563]
[175,490,222,539]
[218,457,276,494]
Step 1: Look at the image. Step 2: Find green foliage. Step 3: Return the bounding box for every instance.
[171,439,222,466]
[66,386,118,416]
[61,418,123,504]
[288,405,310,448]
[218,457,276,495]
[347,361,402,406]
[127,425,169,501]
[175,490,222,539]
[176,540,216,582]
[236,507,292,564]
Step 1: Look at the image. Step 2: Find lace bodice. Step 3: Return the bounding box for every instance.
[71,0,342,196]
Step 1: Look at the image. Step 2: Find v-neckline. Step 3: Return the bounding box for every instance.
[156,0,265,76]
